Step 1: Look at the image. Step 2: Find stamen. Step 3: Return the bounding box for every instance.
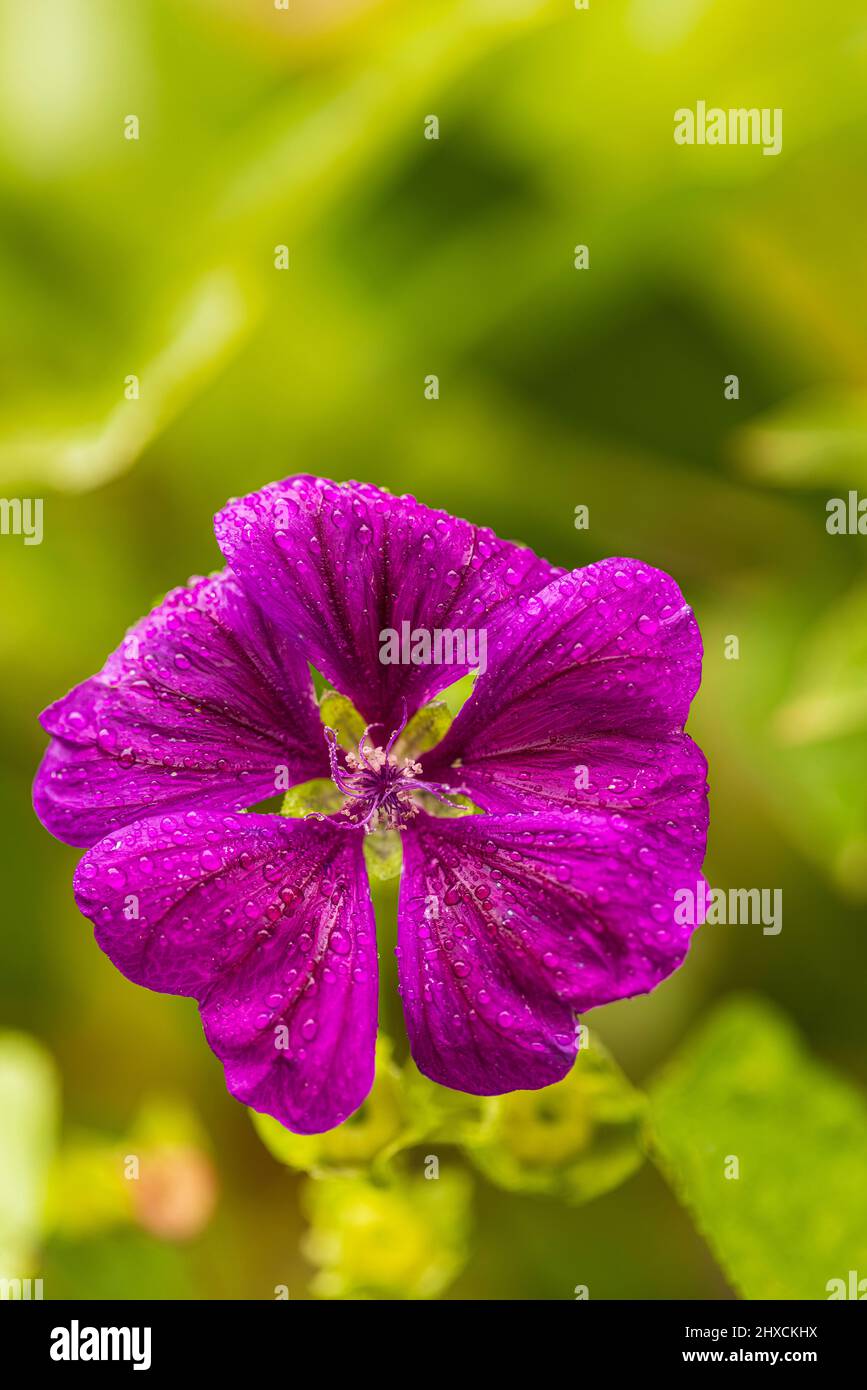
[384,698,409,755]
[323,727,362,797]
[322,701,456,833]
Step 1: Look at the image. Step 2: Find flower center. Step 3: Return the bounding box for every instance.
[323,703,455,832]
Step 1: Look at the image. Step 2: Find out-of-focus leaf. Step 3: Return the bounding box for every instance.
[0,269,254,492]
[250,1039,404,1176]
[775,578,867,745]
[463,1033,646,1203]
[738,390,867,489]
[42,1230,199,1301]
[763,577,867,896]
[0,1032,59,1277]
[250,1038,487,1176]
[46,1137,132,1239]
[387,1059,487,1157]
[697,587,867,901]
[302,1168,472,1300]
[128,1093,210,1152]
[648,996,867,1299]
[47,1095,217,1243]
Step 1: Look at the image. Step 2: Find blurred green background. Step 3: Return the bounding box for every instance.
[2,0,867,1300]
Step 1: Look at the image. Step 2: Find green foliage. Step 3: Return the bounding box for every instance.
[251,1040,406,1177]
[776,578,867,746]
[3,0,867,1301]
[252,1030,647,1301]
[46,1137,133,1238]
[769,581,867,896]
[739,390,867,491]
[318,691,365,750]
[648,996,867,1299]
[362,829,404,881]
[43,1231,200,1301]
[396,699,453,757]
[0,1033,59,1276]
[434,673,477,719]
[302,1169,473,1301]
[465,1034,646,1203]
[46,1092,216,1242]
[280,778,344,818]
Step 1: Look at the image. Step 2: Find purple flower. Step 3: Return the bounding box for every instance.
[34,477,708,1134]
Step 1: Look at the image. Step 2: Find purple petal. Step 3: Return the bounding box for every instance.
[74,812,376,1134]
[398,808,705,1095]
[423,557,707,826]
[215,475,561,730]
[34,571,327,847]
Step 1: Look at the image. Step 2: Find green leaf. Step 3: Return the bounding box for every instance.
[698,586,867,901]
[395,699,453,758]
[434,672,478,719]
[416,790,483,819]
[301,1168,472,1301]
[46,1137,133,1238]
[463,1033,646,1204]
[737,389,867,490]
[42,1230,198,1301]
[647,995,867,1299]
[761,579,867,896]
[0,269,253,493]
[319,691,365,750]
[250,1040,488,1178]
[280,778,344,818]
[390,1060,488,1155]
[775,578,867,745]
[0,1033,59,1276]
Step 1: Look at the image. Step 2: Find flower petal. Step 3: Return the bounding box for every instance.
[74,812,377,1134]
[34,572,327,847]
[215,476,561,729]
[398,808,705,1095]
[423,557,707,825]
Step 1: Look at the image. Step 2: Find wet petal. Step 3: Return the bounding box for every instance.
[398,809,705,1095]
[74,812,376,1134]
[34,571,327,847]
[423,557,707,826]
[215,475,561,729]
